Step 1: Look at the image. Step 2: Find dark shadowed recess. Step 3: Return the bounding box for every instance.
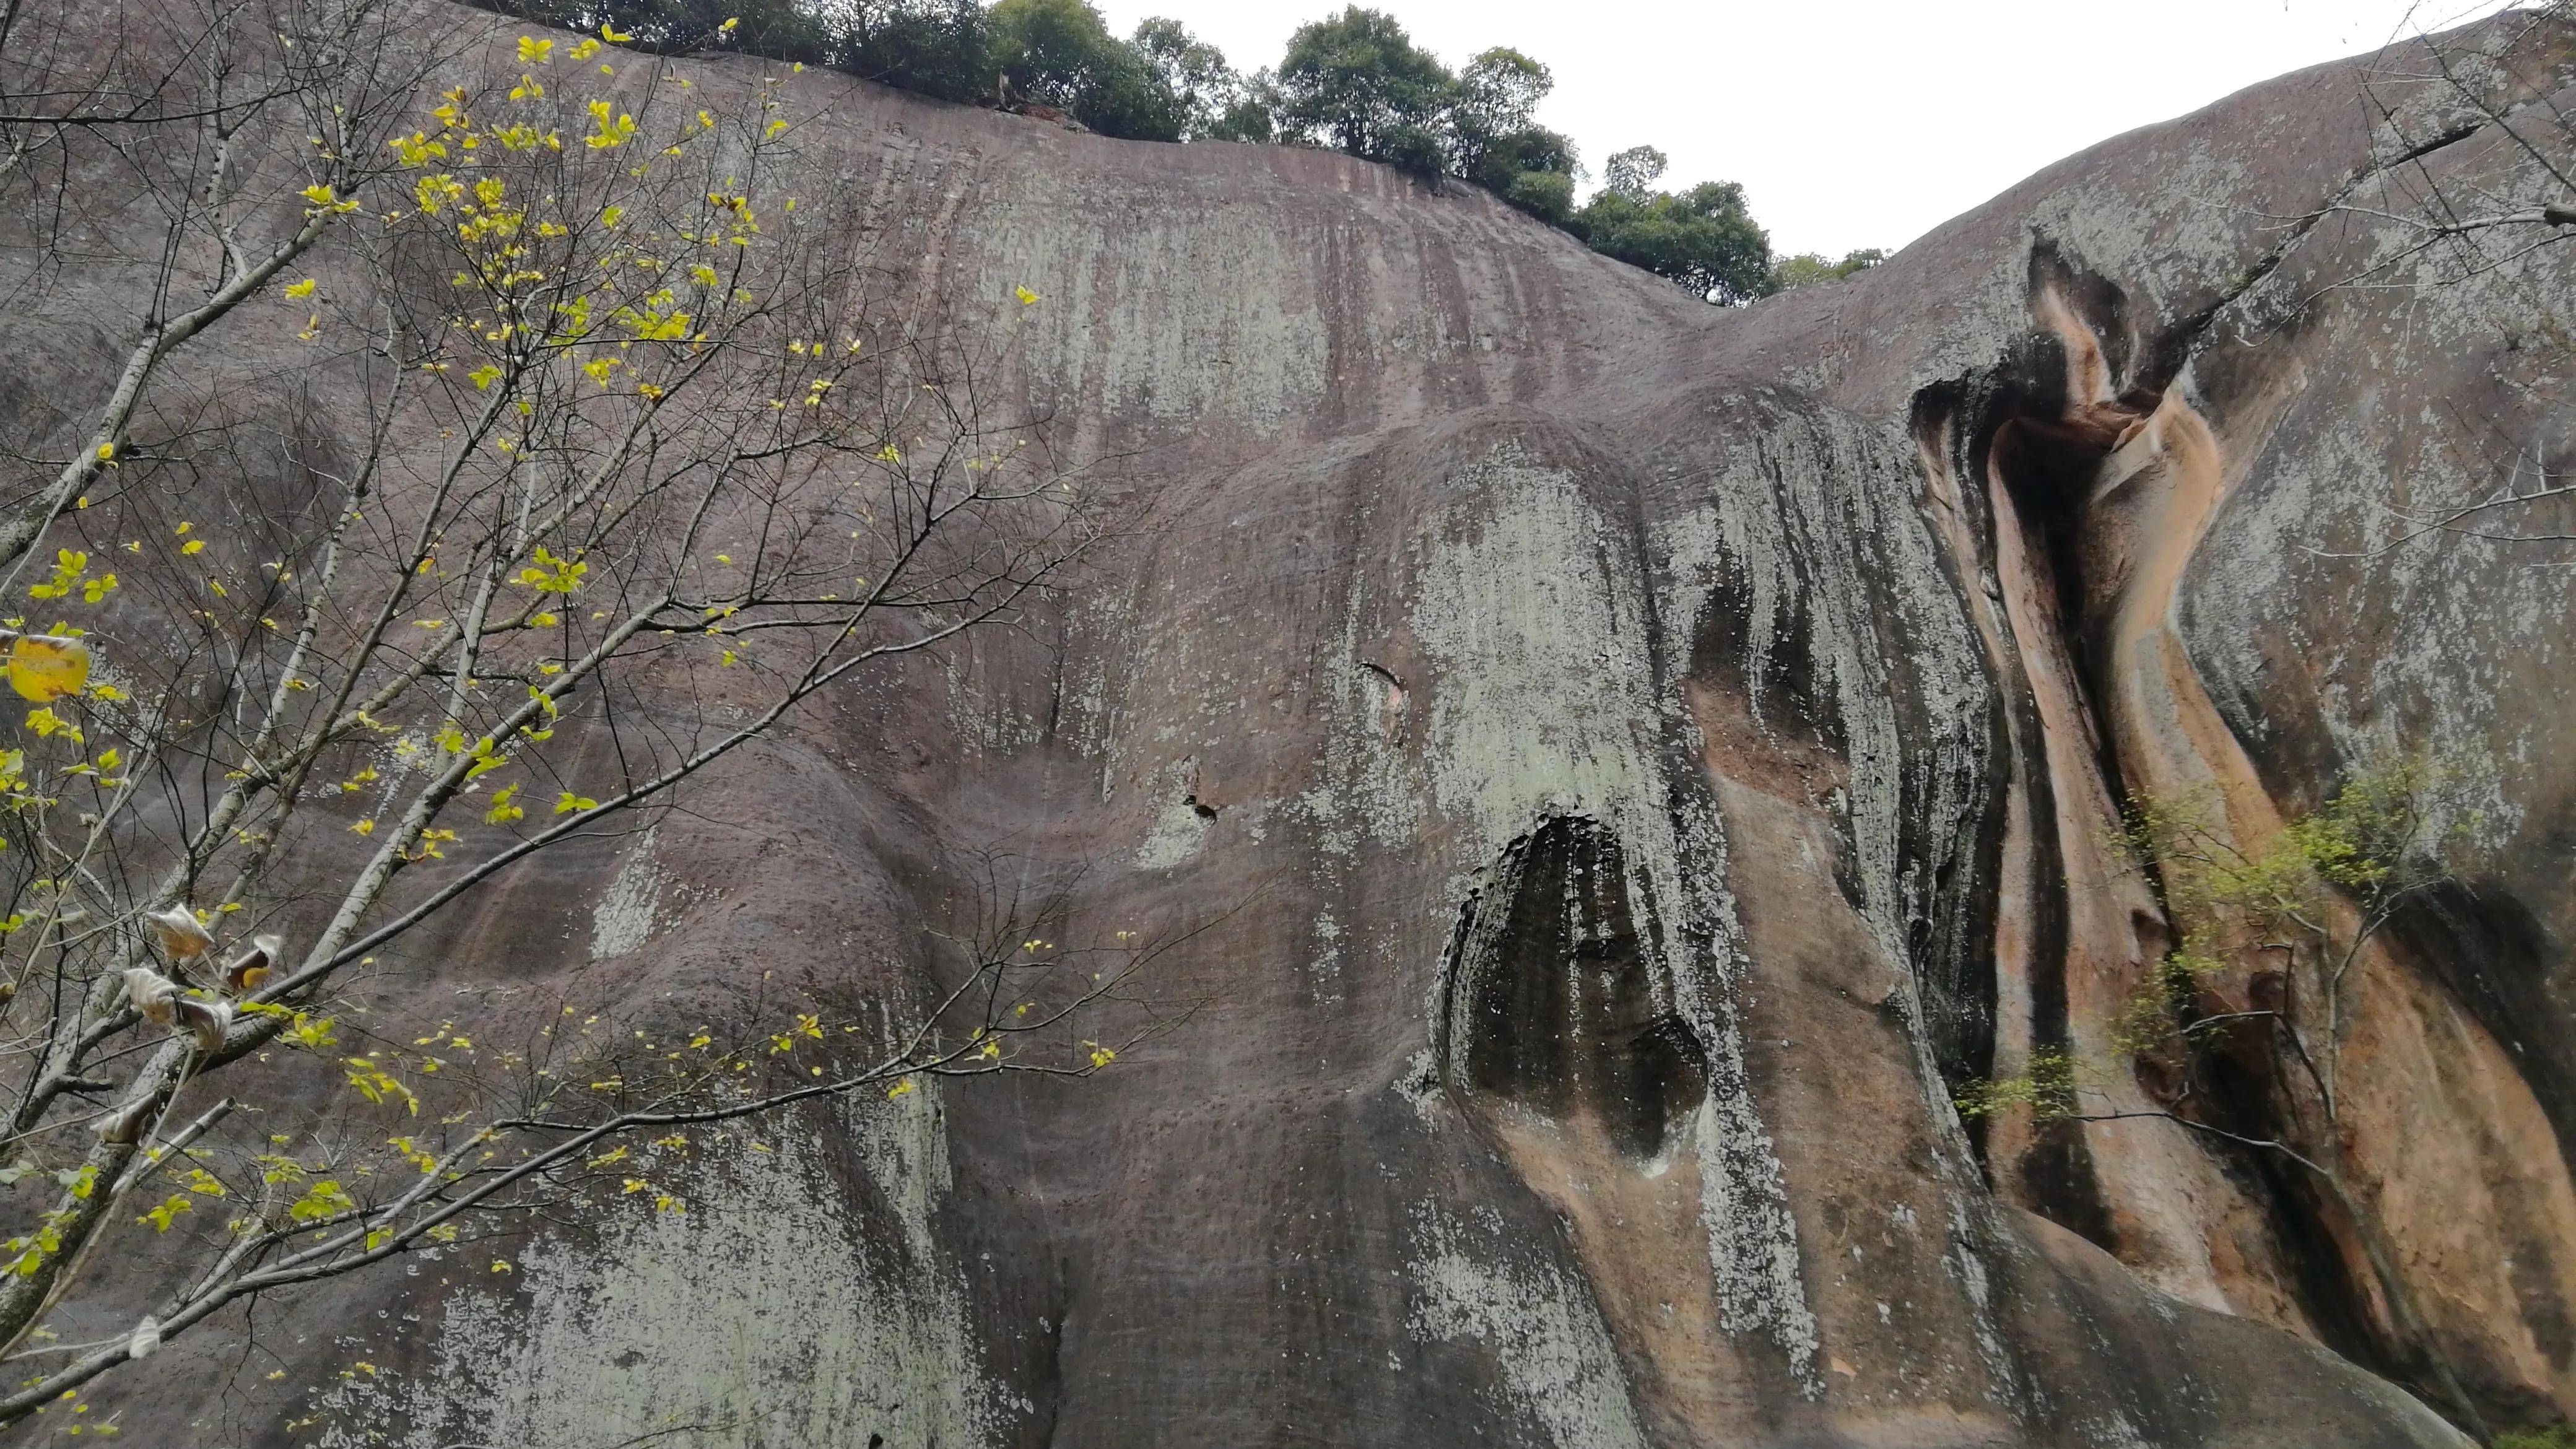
[1435,816,1707,1160]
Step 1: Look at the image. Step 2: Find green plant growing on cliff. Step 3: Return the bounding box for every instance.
[0,11,1167,1429]
[1958,757,2491,1440]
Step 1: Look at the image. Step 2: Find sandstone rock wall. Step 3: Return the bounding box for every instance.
[27,7,2576,1445]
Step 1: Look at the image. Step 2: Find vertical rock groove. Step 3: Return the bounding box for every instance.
[1918,238,2576,1425]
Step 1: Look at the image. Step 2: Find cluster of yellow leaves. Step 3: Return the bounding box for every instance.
[235,1003,339,1051]
[585,99,637,150]
[134,1168,228,1234]
[386,1136,439,1174]
[24,705,82,746]
[344,1056,418,1113]
[25,549,115,606]
[0,1166,96,1276]
[611,287,693,342]
[515,546,587,593]
[287,1179,355,1225]
[376,30,835,439]
[520,685,561,742]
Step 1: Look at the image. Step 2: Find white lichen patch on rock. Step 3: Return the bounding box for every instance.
[590,827,664,962]
[979,199,1329,436]
[1303,564,1427,856]
[2185,344,2548,856]
[1310,907,1346,1003]
[1406,1203,1651,1449]
[1406,441,1826,1388]
[1408,445,1663,848]
[1133,757,1212,868]
[1649,404,1991,1026]
[321,1086,1011,1449]
[1695,1081,1823,1388]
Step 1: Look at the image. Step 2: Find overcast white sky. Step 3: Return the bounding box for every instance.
[1094,0,2520,259]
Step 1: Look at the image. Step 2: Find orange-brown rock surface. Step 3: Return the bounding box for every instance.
[15,6,2576,1446]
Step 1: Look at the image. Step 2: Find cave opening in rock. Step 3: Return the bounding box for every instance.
[1439,816,1709,1162]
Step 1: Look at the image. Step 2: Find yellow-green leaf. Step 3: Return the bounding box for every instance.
[7,634,90,702]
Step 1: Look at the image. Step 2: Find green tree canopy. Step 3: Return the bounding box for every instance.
[1274,6,1450,163]
[1132,17,1247,141]
[988,0,1181,139]
[1445,47,1576,219]
[1447,46,1546,168]
[1772,246,1886,290]
[827,0,994,103]
[1573,178,1775,305]
[1469,125,1578,222]
[1205,71,1279,144]
[1600,144,1666,202]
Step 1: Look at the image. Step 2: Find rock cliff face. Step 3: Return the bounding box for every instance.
[47,9,2576,1447]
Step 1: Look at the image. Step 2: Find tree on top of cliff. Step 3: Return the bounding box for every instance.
[1132,16,1260,142]
[1445,46,1550,163]
[1772,247,1887,290]
[0,1,1180,1429]
[1446,49,1582,225]
[1273,6,1452,169]
[1268,12,1583,204]
[1572,175,1777,307]
[988,0,1179,138]
[1600,144,1667,201]
[452,0,1809,302]
[822,0,996,102]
